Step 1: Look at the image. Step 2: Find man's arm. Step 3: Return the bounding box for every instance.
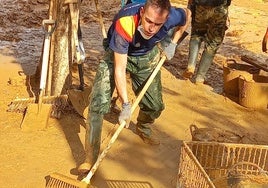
[171,8,191,44]
[262,27,268,53]
[162,8,191,60]
[114,52,132,126]
[114,52,129,104]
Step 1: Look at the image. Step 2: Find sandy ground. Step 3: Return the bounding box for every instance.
[0,0,268,187]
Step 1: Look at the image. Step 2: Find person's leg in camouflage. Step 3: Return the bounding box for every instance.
[182,4,207,80]
[127,46,164,145]
[195,5,228,83]
[136,109,162,145]
[78,112,103,173]
[78,49,115,173]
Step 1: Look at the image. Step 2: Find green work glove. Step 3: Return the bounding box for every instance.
[163,42,177,60]
[118,102,131,128]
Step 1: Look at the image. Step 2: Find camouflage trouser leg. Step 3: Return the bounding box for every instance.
[86,49,115,160]
[191,4,228,80]
[89,49,115,115]
[127,46,165,136]
[191,4,228,53]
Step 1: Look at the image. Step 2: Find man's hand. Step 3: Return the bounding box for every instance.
[163,42,177,60]
[118,102,131,128]
[262,27,268,53]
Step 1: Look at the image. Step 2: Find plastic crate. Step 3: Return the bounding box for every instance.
[177,141,268,188]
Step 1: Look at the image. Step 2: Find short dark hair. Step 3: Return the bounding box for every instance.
[144,0,171,14]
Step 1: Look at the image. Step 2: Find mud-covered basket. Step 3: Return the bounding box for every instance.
[177,141,268,188]
[213,162,268,187]
[238,74,268,109]
[223,59,260,102]
[190,124,242,143]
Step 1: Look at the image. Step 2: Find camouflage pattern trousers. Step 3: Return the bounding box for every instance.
[191,3,229,53]
[89,45,165,126]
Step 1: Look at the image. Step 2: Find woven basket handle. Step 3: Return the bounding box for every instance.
[228,162,267,176]
[226,58,238,64]
[224,58,238,67]
[190,124,199,137]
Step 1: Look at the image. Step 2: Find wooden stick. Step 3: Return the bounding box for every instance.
[94,0,107,38]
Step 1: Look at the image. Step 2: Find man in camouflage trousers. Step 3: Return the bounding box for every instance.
[183,0,231,83]
[78,0,191,174]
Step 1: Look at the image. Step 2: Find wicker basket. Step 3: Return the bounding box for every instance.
[223,59,259,102]
[238,75,268,109]
[177,141,268,188]
[190,124,242,143]
[213,162,268,187]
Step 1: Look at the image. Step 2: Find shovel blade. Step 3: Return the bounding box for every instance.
[67,86,91,118]
[21,103,52,131]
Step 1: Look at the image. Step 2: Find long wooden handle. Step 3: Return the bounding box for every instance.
[131,56,166,113]
[69,2,85,90]
[69,3,81,64]
[38,20,55,112]
[94,0,107,38]
[82,54,167,184]
[46,0,54,96]
[39,32,51,91]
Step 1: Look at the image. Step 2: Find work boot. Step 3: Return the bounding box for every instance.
[136,110,160,145]
[195,50,215,84]
[78,141,94,174]
[78,112,103,174]
[136,127,160,145]
[182,66,195,79]
[182,38,201,79]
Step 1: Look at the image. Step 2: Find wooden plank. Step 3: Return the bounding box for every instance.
[241,55,268,72]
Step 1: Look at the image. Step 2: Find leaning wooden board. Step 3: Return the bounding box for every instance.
[241,54,268,72]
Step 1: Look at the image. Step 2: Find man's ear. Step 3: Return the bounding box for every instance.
[140,6,144,16]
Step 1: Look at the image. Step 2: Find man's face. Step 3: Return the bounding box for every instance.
[140,5,169,37]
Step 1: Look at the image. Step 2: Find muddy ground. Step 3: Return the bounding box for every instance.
[0,0,267,187]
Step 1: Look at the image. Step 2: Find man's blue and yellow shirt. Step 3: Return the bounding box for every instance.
[107,3,187,56]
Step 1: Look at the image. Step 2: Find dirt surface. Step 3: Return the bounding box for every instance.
[0,0,268,187]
